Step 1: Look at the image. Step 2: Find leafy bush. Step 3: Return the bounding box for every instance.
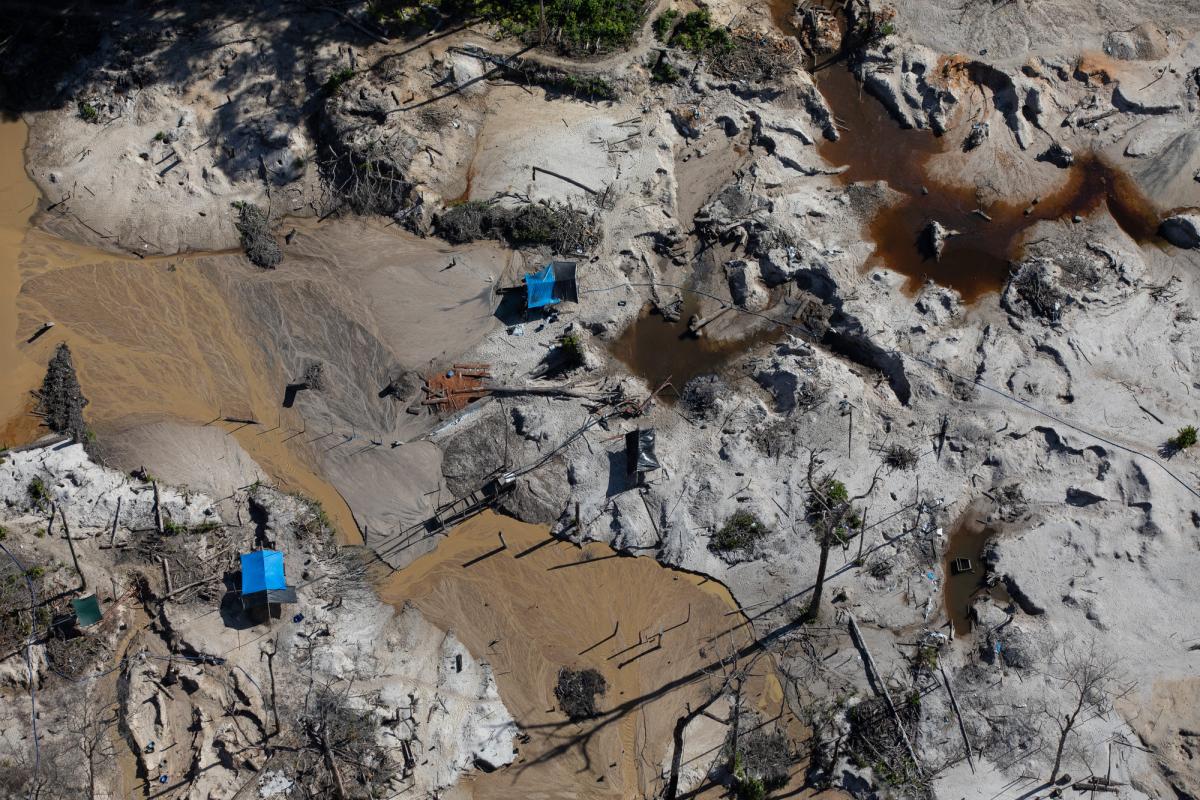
[709,511,768,553]
[77,101,98,122]
[558,333,585,367]
[806,476,861,532]
[664,10,732,54]
[371,0,650,54]
[652,9,679,41]
[1171,425,1197,450]
[27,477,50,511]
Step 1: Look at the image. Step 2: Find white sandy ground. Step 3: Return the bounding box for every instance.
[4,0,1200,797]
[0,440,517,797]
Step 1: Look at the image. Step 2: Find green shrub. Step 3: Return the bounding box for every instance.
[651,57,680,84]
[0,526,7,541]
[77,102,98,122]
[709,511,768,553]
[24,566,44,580]
[153,131,167,142]
[323,66,356,95]
[1171,425,1197,450]
[371,0,649,54]
[666,10,732,54]
[27,477,50,511]
[806,476,862,533]
[652,9,679,41]
[163,519,185,535]
[559,333,585,367]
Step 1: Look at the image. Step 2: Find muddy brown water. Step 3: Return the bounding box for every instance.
[813,60,1161,301]
[942,511,1009,636]
[378,511,814,799]
[0,121,45,446]
[609,297,782,396]
[0,120,360,540]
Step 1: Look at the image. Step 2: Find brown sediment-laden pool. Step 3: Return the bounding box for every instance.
[377,511,808,799]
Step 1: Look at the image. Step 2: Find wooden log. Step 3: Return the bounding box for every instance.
[848,614,922,774]
[109,496,122,548]
[58,504,88,592]
[153,481,164,535]
[160,557,173,595]
[940,664,975,773]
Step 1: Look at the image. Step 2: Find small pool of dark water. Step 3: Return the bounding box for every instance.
[943,513,1009,636]
[609,298,782,397]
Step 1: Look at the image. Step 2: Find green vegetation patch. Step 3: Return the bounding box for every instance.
[656,9,732,54]
[323,66,356,95]
[27,477,50,512]
[709,510,768,553]
[558,333,585,367]
[372,0,651,54]
[650,55,681,84]
[1170,425,1197,450]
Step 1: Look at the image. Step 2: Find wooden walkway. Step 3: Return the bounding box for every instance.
[369,478,513,570]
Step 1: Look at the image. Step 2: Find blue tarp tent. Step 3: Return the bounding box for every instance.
[240,550,296,608]
[524,261,578,309]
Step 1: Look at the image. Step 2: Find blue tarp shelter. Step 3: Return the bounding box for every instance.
[524,261,578,309]
[240,550,297,609]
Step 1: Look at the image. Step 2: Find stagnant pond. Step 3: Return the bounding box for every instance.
[942,510,1010,636]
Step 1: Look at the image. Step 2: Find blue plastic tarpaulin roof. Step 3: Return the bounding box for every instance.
[240,550,287,594]
[524,261,578,309]
[525,264,557,309]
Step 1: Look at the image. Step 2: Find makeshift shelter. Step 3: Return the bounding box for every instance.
[625,428,661,480]
[524,261,578,310]
[240,550,296,621]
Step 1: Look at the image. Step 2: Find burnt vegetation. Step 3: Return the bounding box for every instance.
[234,202,282,269]
[34,343,91,446]
[554,666,607,720]
[435,199,601,253]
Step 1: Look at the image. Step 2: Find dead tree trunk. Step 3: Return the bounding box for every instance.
[805,535,832,622]
[58,504,87,591]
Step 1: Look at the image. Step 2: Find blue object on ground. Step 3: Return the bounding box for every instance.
[240,550,287,594]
